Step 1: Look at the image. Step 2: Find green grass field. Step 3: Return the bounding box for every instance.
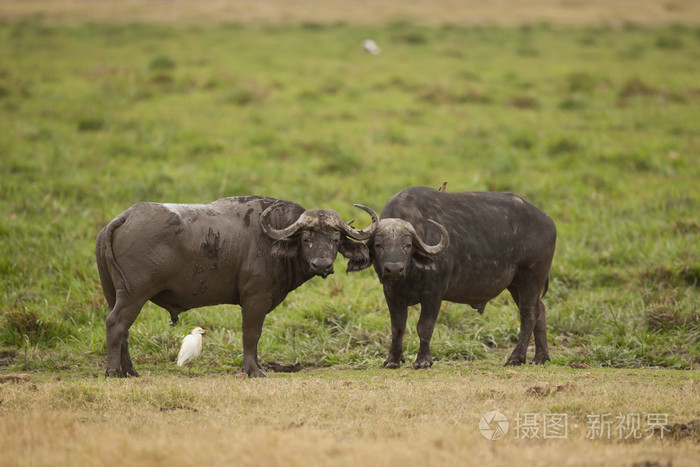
[1,19,698,373]
[1,8,699,466]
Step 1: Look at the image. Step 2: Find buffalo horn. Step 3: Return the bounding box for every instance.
[260,203,313,240]
[260,203,379,241]
[409,219,449,255]
[339,204,379,240]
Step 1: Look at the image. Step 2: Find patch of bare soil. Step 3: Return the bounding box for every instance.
[665,420,700,442]
[0,349,16,367]
[525,381,574,396]
[0,373,30,384]
[264,361,304,373]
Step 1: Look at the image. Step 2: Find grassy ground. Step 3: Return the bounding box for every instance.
[1,18,698,373]
[0,3,699,465]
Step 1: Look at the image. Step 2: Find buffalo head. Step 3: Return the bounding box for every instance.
[260,203,378,278]
[348,218,449,280]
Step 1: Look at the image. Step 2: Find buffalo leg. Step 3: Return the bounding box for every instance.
[241,299,270,378]
[505,285,539,366]
[119,329,139,377]
[105,291,146,377]
[413,297,441,369]
[532,299,550,364]
[383,296,408,369]
[506,305,535,365]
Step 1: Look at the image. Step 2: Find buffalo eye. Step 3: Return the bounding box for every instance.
[374,243,384,252]
[401,235,412,251]
[301,233,313,248]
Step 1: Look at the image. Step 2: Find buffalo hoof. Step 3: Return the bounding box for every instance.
[533,354,551,365]
[412,359,433,370]
[244,366,268,378]
[124,368,140,377]
[504,354,526,366]
[105,369,123,378]
[382,360,402,369]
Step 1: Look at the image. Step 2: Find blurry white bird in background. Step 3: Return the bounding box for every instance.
[177,327,207,369]
[362,39,381,55]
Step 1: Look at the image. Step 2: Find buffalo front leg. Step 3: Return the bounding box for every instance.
[241,298,271,378]
[532,299,550,364]
[383,296,408,369]
[413,297,441,369]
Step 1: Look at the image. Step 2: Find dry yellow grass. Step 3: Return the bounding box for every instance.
[1,0,699,26]
[1,366,698,466]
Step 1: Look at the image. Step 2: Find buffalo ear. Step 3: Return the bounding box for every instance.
[412,250,437,271]
[271,238,299,259]
[339,238,372,272]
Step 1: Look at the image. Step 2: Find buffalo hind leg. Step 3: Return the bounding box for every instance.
[241,298,271,378]
[413,297,441,369]
[505,285,537,366]
[383,296,408,369]
[106,291,146,377]
[119,329,139,377]
[532,299,550,364]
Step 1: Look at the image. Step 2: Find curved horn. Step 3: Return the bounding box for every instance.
[409,219,449,255]
[260,203,311,240]
[339,204,379,240]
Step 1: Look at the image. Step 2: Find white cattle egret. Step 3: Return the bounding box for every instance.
[362,39,381,55]
[177,327,207,368]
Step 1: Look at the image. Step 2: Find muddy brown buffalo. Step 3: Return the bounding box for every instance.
[96,196,377,377]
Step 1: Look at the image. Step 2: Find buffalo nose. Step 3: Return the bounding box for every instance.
[383,262,405,276]
[311,258,334,274]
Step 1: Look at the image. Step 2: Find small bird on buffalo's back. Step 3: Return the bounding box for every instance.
[177,327,207,370]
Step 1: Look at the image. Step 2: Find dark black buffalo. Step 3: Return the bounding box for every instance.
[347,186,556,368]
[96,196,378,377]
